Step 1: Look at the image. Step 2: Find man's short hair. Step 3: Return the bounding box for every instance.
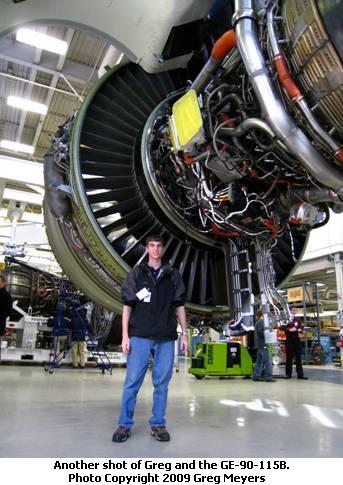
[256,308,263,319]
[145,234,164,246]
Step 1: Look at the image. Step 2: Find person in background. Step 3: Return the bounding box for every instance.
[0,275,13,363]
[47,300,70,357]
[284,306,308,379]
[112,235,188,443]
[252,308,275,382]
[68,302,89,369]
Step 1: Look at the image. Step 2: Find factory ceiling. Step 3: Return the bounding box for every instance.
[0,24,121,271]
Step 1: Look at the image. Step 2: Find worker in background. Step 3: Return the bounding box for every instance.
[252,308,275,382]
[68,302,89,369]
[0,275,13,363]
[47,300,70,357]
[284,306,308,379]
[112,234,188,443]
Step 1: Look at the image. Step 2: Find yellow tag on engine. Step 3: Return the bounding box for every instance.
[170,89,204,150]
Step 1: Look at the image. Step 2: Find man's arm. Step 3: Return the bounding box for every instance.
[295,316,304,332]
[176,305,189,353]
[121,267,138,353]
[121,305,132,353]
[121,267,138,307]
[255,319,265,338]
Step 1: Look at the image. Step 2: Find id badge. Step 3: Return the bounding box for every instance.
[136,287,150,301]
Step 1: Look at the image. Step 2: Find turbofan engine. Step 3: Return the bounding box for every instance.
[43,0,343,326]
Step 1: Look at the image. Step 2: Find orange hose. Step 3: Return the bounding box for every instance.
[211,223,239,237]
[274,54,301,100]
[211,29,236,61]
[261,218,279,237]
[275,54,343,162]
[335,147,343,164]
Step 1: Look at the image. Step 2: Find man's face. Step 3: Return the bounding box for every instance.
[0,280,7,289]
[291,307,297,315]
[146,241,164,260]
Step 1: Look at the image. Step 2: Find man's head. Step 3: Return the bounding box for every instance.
[145,235,164,262]
[0,275,8,289]
[256,308,263,319]
[290,306,297,315]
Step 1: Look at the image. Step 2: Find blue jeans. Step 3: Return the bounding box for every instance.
[254,346,273,380]
[117,336,175,428]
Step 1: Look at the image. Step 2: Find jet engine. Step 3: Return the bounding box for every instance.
[42,0,343,325]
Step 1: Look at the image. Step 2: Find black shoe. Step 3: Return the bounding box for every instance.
[298,376,309,380]
[285,375,292,379]
[151,426,170,441]
[265,379,276,382]
[252,376,264,381]
[112,426,131,442]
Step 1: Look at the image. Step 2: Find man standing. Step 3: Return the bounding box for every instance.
[68,302,89,369]
[252,309,275,382]
[112,235,188,443]
[0,275,13,362]
[285,306,308,379]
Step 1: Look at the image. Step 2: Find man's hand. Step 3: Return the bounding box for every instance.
[121,305,132,353]
[121,335,130,353]
[181,335,189,353]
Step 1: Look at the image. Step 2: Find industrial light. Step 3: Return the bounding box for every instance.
[16,28,68,55]
[0,140,34,154]
[7,96,48,115]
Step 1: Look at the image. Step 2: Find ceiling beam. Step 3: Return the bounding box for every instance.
[0,71,81,97]
[0,154,44,186]
[32,28,75,151]
[15,36,43,144]
[0,37,97,84]
[2,188,43,205]
[0,207,43,223]
[293,256,334,276]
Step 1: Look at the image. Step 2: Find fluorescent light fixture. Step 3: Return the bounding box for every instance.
[7,96,47,115]
[0,140,34,154]
[16,28,68,55]
[317,283,326,287]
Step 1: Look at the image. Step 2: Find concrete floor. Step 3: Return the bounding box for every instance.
[1,361,343,458]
